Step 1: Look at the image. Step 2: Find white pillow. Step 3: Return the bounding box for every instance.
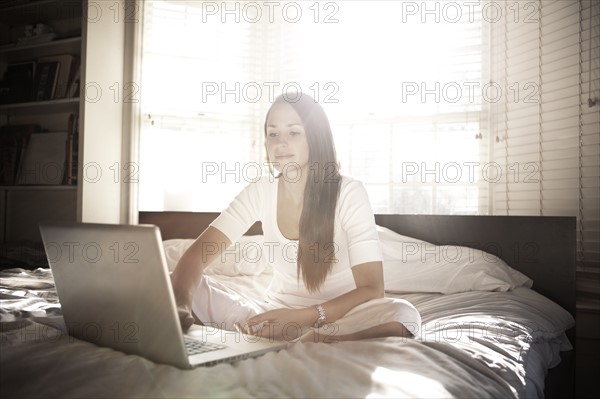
[377,225,533,294]
[162,236,268,276]
[163,226,533,293]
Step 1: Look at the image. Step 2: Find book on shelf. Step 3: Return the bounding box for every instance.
[65,61,81,99]
[16,131,68,185]
[37,54,76,99]
[33,61,60,101]
[0,55,79,104]
[0,62,35,104]
[63,113,79,185]
[0,124,41,185]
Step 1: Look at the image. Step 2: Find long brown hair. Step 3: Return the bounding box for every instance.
[264,94,341,293]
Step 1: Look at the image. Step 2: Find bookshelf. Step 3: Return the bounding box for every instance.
[0,97,80,114]
[0,36,82,58]
[0,0,83,265]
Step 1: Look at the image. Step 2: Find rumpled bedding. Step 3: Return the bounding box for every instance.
[0,264,574,399]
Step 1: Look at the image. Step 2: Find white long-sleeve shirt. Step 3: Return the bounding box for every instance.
[209,174,383,308]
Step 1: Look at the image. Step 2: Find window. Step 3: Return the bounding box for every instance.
[139,1,489,215]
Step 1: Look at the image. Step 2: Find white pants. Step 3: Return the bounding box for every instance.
[192,275,422,341]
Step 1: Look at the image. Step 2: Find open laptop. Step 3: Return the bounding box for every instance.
[39,222,287,368]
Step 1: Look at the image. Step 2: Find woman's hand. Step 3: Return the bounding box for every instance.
[238,308,316,342]
[175,301,195,332]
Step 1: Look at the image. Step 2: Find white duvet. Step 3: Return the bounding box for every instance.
[1,263,574,399]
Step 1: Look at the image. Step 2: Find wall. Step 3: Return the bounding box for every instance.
[79,0,127,224]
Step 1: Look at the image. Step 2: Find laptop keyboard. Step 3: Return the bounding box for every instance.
[184,337,227,356]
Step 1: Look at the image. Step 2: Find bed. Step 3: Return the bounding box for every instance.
[0,212,575,398]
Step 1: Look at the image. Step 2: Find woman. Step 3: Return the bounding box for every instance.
[171,94,421,343]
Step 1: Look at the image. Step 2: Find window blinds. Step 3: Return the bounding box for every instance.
[490,0,600,309]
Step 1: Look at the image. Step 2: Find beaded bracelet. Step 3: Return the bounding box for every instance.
[314,304,326,328]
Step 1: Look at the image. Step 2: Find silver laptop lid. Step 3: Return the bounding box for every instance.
[39,222,191,368]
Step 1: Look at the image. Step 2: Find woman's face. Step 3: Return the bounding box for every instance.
[265,102,310,176]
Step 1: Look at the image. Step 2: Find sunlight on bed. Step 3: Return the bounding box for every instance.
[367,367,451,398]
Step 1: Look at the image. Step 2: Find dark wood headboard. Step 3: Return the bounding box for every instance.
[139,211,576,317]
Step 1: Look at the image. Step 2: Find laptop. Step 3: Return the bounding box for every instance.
[39,222,287,368]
